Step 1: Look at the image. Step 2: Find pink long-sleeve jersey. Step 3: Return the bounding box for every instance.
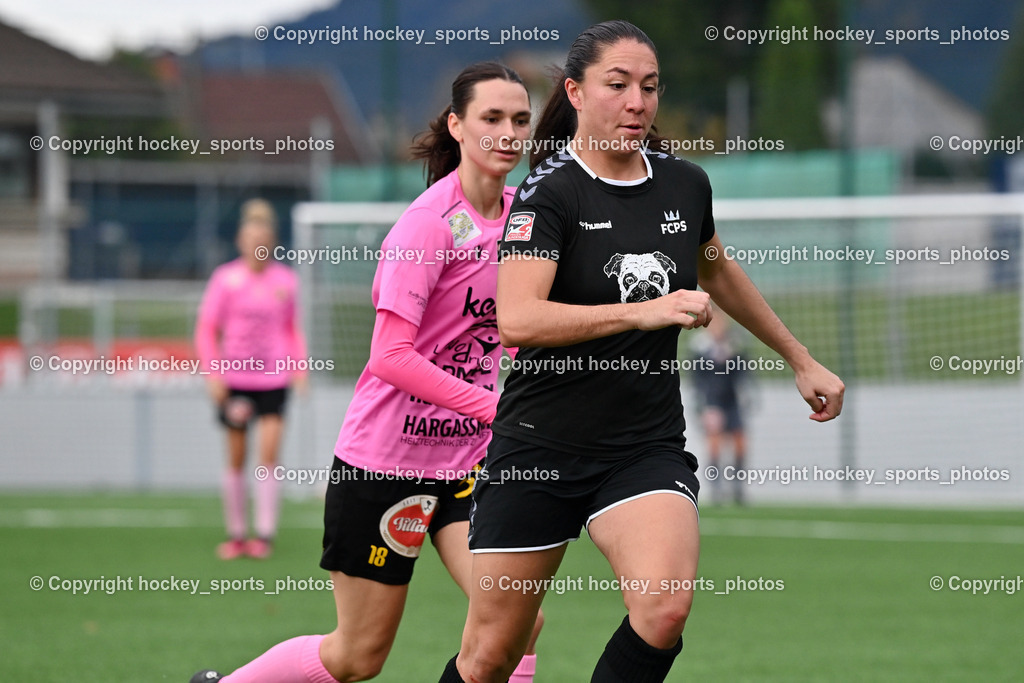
[335,169,513,479]
[195,259,306,390]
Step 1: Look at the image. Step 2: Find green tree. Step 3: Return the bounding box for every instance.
[987,6,1024,138]
[754,0,827,150]
[584,0,769,138]
[583,0,840,146]
[64,49,189,160]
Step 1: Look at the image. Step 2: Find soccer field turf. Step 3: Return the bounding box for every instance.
[2,494,1022,682]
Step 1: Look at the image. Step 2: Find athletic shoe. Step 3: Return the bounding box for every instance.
[734,485,746,506]
[189,670,223,682]
[245,538,273,559]
[217,539,246,560]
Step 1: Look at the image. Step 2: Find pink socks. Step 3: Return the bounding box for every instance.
[222,635,336,683]
[254,475,280,540]
[510,653,537,683]
[223,468,280,541]
[222,469,247,539]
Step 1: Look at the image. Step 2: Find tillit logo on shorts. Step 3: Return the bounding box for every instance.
[379,495,438,558]
[505,212,535,242]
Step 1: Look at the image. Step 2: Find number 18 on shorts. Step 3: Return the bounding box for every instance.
[320,458,477,585]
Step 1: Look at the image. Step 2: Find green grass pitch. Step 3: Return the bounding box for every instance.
[5,289,1014,382]
[1,494,1022,682]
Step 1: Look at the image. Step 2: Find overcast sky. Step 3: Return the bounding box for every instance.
[0,0,333,60]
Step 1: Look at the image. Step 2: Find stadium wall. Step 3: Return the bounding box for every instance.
[2,383,1020,506]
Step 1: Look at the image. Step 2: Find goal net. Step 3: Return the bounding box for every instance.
[293,193,1024,504]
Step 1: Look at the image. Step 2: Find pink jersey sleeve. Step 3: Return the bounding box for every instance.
[334,171,511,476]
[285,274,308,378]
[194,269,226,374]
[367,310,498,424]
[374,207,452,326]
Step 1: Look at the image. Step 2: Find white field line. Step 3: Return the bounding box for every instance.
[698,518,1024,545]
[2,509,1023,544]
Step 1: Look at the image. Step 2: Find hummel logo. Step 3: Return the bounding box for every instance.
[579,220,612,231]
[664,210,680,222]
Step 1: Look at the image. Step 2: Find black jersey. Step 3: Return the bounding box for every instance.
[493,147,716,454]
[691,332,746,410]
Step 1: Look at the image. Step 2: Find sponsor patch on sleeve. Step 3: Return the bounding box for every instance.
[448,210,482,248]
[505,212,535,242]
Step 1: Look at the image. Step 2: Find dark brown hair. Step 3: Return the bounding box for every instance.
[531,20,665,168]
[410,62,526,186]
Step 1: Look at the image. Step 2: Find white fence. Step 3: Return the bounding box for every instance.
[2,193,1022,505]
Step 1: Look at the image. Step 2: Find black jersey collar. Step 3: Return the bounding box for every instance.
[567,144,652,186]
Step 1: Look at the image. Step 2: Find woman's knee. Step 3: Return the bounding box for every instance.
[319,630,389,682]
[459,643,521,683]
[460,618,532,682]
[628,591,694,647]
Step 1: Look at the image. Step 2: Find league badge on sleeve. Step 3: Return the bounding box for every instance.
[505,212,535,242]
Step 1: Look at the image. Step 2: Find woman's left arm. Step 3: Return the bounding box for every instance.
[697,233,845,422]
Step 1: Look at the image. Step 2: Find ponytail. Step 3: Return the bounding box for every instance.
[410,106,459,187]
[530,68,577,169]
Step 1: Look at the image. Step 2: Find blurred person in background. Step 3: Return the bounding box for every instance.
[194,198,307,560]
[690,308,750,505]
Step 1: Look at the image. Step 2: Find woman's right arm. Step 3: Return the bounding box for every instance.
[195,274,227,403]
[367,310,499,424]
[495,256,712,348]
[367,206,499,423]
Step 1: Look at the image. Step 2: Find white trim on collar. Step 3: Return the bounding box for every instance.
[567,144,652,186]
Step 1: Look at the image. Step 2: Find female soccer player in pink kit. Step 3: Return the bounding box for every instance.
[195,199,307,560]
[191,62,543,683]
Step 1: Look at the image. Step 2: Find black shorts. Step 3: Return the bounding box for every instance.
[217,387,288,428]
[320,457,481,585]
[468,435,700,553]
[704,402,744,432]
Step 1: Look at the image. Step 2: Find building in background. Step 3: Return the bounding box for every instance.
[0,18,164,288]
[0,17,383,287]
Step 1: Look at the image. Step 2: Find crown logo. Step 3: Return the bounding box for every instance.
[663,210,680,221]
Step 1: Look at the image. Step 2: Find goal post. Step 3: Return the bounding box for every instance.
[292,193,1024,503]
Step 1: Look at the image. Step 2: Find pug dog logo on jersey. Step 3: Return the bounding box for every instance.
[603,251,677,303]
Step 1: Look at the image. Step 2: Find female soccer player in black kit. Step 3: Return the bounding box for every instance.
[439,20,845,683]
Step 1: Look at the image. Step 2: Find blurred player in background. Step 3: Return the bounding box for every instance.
[439,21,843,683]
[192,62,542,683]
[194,198,307,560]
[690,309,749,505]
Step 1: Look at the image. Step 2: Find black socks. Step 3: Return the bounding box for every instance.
[591,615,683,683]
[439,653,465,683]
[441,617,683,683]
